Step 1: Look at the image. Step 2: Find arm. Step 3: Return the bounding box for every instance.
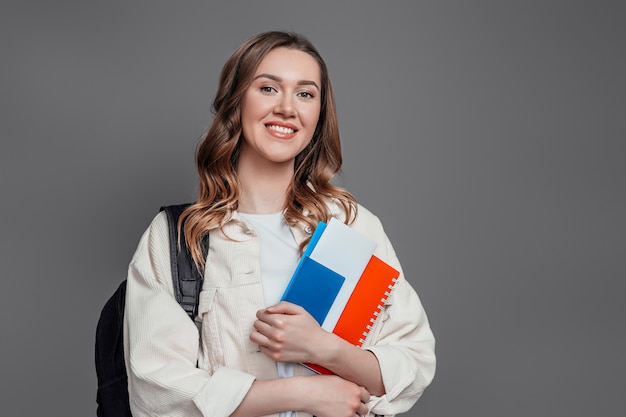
[124,213,255,417]
[232,375,369,417]
[253,206,436,415]
[357,214,436,415]
[252,302,385,396]
[362,273,436,415]
[251,278,436,416]
[125,213,372,417]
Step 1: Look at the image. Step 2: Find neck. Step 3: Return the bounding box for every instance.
[237,155,294,215]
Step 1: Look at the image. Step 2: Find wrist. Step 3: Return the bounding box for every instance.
[309,332,347,370]
[288,376,317,413]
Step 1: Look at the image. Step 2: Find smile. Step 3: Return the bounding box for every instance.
[266,124,296,134]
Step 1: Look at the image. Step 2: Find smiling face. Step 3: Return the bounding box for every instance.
[239,47,322,169]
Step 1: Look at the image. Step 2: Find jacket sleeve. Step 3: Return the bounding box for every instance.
[352,207,436,416]
[123,212,256,417]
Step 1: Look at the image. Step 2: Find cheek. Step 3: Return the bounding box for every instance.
[305,105,322,128]
[241,95,266,125]
[240,97,251,126]
[240,104,256,141]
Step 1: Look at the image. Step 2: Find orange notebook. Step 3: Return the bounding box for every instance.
[304,254,399,375]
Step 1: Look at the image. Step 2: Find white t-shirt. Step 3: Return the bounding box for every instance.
[239,212,299,417]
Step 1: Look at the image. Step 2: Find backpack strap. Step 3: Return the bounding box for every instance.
[160,204,209,320]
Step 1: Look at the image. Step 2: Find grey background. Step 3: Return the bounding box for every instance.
[1,1,624,416]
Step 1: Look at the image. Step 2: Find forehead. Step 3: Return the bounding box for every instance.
[254,47,321,85]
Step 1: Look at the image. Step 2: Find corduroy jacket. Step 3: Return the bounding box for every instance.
[124,200,435,417]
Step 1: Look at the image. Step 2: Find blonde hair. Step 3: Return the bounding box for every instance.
[181,31,356,268]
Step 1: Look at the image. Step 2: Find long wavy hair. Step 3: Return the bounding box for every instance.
[180,31,357,269]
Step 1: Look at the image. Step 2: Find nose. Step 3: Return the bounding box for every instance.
[274,93,296,118]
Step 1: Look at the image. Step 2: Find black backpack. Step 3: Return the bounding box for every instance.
[95,204,209,417]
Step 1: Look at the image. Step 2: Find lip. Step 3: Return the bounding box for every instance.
[265,121,298,131]
[264,121,299,139]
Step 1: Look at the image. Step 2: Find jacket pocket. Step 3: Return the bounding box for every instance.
[196,288,221,372]
[197,282,267,375]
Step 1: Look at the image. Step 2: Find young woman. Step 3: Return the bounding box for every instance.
[124,31,435,417]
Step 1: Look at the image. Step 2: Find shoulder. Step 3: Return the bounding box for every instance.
[340,201,386,240]
[128,210,173,290]
[130,211,169,262]
[352,204,396,256]
[323,197,379,226]
[352,203,382,230]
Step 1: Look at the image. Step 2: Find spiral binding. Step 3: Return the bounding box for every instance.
[357,277,399,345]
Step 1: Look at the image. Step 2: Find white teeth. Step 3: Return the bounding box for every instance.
[267,124,294,134]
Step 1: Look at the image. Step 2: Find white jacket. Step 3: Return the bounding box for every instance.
[124,201,436,417]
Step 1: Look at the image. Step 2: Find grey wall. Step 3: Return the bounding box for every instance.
[1,1,624,416]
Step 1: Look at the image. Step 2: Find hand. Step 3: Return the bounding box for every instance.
[250,301,332,364]
[302,375,371,417]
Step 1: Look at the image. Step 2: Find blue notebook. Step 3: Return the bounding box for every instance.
[281,255,345,325]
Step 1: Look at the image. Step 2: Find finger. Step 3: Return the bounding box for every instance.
[256,307,290,328]
[256,307,272,320]
[253,318,274,335]
[360,387,370,403]
[249,321,279,347]
[265,301,304,314]
[249,329,271,347]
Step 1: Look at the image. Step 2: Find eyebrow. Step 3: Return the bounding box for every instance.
[253,73,320,90]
